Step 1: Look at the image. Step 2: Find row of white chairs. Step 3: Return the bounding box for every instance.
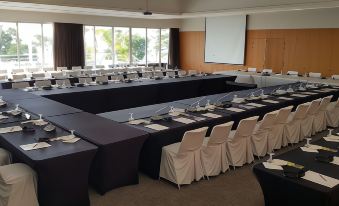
[159,96,339,189]
[247,68,339,79]
[0,148,38,206]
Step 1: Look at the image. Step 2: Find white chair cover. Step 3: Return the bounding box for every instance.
[188,70,197,75]
[56,66,67,71]
[95,65,105,69]
[153,71,164,77]
[96,76,108,83]
[50,71,64,78]
[12,74,27,80]
[0,163,38,206]
[309,72,321,78]
[55,79,71,87]
[331,75,339,80]
[314,96,333,132]
[262,69,273,74]
[226,116,259,167]
[0,76,7,81]
[82,70,95,76]
[126,73,139,79]
[111,75,124,81]
[26,68,40,73]
[301,99,320,138]
[247,68,257,72]
[287,71,298,76]
[66,70,80,77]
[178,70,187,76]
[35,80,51,87]
[326,100,339,127]
[71,66,82,70]
[201,122,234,177]
[142,72,153,79]
[11,69,25,74]
[283,103,309,144]
[0,149,11,166]
[166,71,176,78]
[11,82,30,89]
[159,127,208,187]
[78,77,92,84]
[31,72,45,79]
[252,112,277,157]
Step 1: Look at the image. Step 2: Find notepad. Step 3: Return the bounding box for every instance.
[323,136,339,143]
[226,107,245,113]
[291,94,309,97]
[263,162,283,170]
[331,157,339,166]
[173,117,196,124]
[278,97,293,100]
[302,92,317,95]
[262,100,279,104]
[300,147,319,153]
[302,171,339,188]
[271,159,288,166]
[20,142,51,151]
[246,103,265,107]
[63,137,81,143]
[145,124,169,131]
[201,113,222,119]
[0,126,22,134]
[22,119,48,126]
[128,119,150,125]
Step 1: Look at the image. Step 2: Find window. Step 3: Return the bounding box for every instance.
[84,26,170,67]
[161,29,169,64]
[131,28,146,65]
[0,22,19,71]
[0,22,53,73]
[147,28,160,65]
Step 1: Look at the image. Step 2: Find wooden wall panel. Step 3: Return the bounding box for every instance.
[180,29,339,77]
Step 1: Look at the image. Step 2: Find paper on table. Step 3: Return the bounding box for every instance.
[0,126,22,134]
[50,135,75,142]
[300,147,319,153]
[145,124,169,131]
[278,97,293,100]
[263,162,283,170]
[262,99,279,104]
[20,142,51,151]
[291,94,309,97]
[324,136,339,143]
[271,159,288,166]
[63,137,81,143]
[205,105,216,110]
[331,157,339,166]
[302,92,318,95]
[308,144,323,150]
[168,112,181,117]
[246,103,265,107]
[22,119,48,126]
[226,107,245,112]
[302,170,339,188]
[0,114,9,120]
[201,113,222,119]
[128,119,150,125]
[173,117,196,124]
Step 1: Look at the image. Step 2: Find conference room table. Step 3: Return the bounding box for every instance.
[99,84,339,179]
[45,112,149,194]
[253,132,339,206]
[31,74,238,113]
[0,113,98,206]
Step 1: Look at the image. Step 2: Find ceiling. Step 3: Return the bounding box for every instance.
[1,0,339,19]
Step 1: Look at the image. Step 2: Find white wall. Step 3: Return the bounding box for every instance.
[180,7,339,31]
[0,9,181,28]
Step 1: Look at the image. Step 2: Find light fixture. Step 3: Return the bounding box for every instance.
[143,0,152,15]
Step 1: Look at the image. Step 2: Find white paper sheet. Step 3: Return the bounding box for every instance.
[173,117,196,124]
[302,170,339,188]
[331,157,339,166]
[291,94,309,97]
[246,103,265,107]
[20,142,51,151]
[278,97,293,100]
[262,100,279,104]
[226,107,245,112]
[263,162,283,170]
[145,124,169,131]
[300,147,319,153]
[0,126,22,134]
[201,113,222,118]
[323,136,339,143]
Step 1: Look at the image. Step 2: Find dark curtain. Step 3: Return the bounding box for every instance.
[53,23,85,70]
[168,28,180,69]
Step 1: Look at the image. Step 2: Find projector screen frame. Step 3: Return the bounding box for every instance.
[204,15,248,65]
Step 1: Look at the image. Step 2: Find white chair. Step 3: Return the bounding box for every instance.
[111,75,124,81]
[201,122,234,177]
[166,71,176,78]
[126,73,139,80]
[26,68,41,73]
[247,68,257,72]
[35,80,51,87]
[0,70,7,75]
[251,112,277,158]
[267,106,293,153]
[159,127,208,189]
[188,70,197,75]
[153,71,164,77]
[95,65,105,69]
[0,163,39,206]
[283,103,309,145]
[0,149,11,166]
[96,76,108,83]
[142,72,153,79]
[100,69,114,75]
[309,72,322,78]
[178,70,187,76]
[262,69,273,74]
[50,71,64,78]
[12,74,27,80]
[78,77,92,84]
[331,75,339,80]
[56,67,67,71]
[84,66,93,70]
[326,100,339,128]
[301,99,321,138]
[55,79,71,87]
[11,69,25,74]
[43,67,54,72]
[0,75,7,81]
[72,66,82,70]
[31,72,45,79]
[226,116,259,167]
[66,70,81,77]
[287,71,299,76]
[314,96,333,132]
[11,82,30,89]
[82,70,95,76]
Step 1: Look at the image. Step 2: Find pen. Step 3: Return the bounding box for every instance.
[319,174,327,182]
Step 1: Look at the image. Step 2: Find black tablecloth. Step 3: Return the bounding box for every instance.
[0,122,97,206]
[32,75,237,113]
[46,112,149,194]
[253,135,339,206]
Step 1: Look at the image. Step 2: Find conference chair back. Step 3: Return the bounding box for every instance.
[247,68,257,72]
[12,74,27,80]
[287,71,298,76]
[234,116,259,138]
[178,127,208,154]
[208,122,234,146]
[35,80,51,87]
[31,72,46,79]
[12,82,30,89]
[309,72,321,78]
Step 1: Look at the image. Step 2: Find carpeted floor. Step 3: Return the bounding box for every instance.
[89,129,331,206]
